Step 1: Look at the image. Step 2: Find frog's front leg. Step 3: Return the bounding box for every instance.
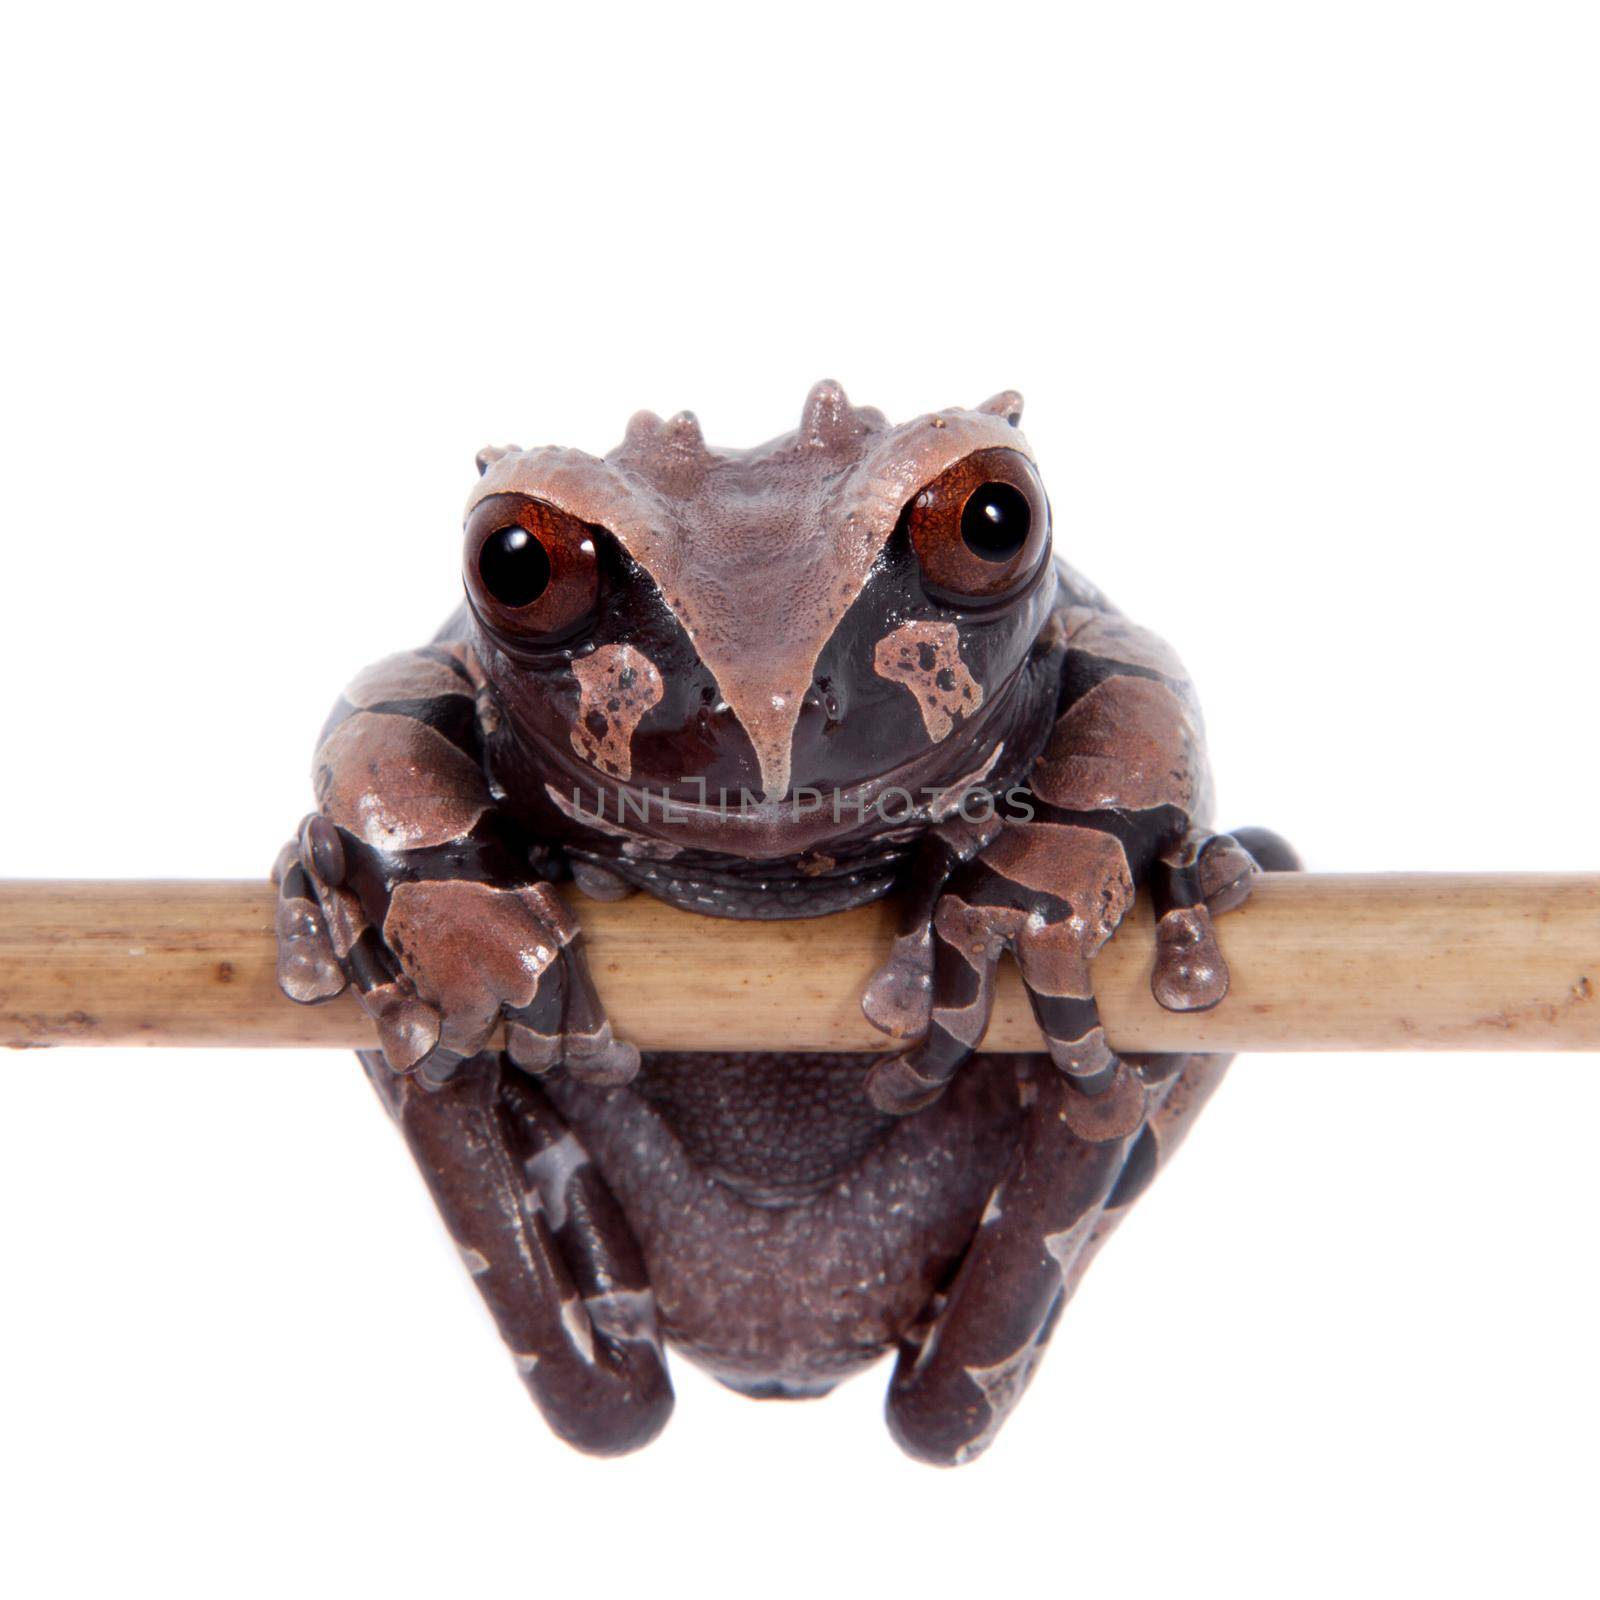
[274,644,665,1450]
[866,609,1270,1119]
[273,645,635,1086]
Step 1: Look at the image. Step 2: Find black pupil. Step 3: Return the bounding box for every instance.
[479,526,551,607]
[960,481,1032,562]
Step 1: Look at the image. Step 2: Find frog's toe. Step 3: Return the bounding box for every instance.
[275,893,347,1003]
[1229,824,1303,875]
[272,838,348,1004]
[1152,903,1230,1012]
[562,1023,641,1087]
[865,1048,957,1115]
[510,1015,639,1087]
[557,943,640,1085]
[1193,832,1258,916]
[506,939,641,1087]
[861,925,935,1040]
[865,896,1007,1114]
[298,811,348,888]
[367,984,445,1074]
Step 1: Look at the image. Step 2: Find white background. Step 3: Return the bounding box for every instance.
[2,3,1597,1596]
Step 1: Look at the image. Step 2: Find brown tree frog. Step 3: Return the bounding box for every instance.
[274,383,1294,1463]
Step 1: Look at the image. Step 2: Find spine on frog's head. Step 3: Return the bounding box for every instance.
[615,406,711,473]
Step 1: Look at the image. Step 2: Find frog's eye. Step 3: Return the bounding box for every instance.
[904,448,1050,602]
[465,494,601,643]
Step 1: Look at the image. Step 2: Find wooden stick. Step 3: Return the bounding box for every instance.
[1,875,1597,1054]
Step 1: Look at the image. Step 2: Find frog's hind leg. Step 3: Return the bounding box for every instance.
[883,1061,1128,1465]
[362,1050,673,1456]
[883,1053,1231,1466]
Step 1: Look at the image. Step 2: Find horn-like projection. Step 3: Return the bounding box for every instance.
[976,390,1024,426]
[474,443,519,476]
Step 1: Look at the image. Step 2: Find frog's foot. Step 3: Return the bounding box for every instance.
[274,814,638,1088]
[1149,826,1302,1012]
[366,1052,673,1456]
[864,821,1146,1143]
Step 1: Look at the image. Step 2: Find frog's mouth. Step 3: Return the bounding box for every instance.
[533,650,1060,863]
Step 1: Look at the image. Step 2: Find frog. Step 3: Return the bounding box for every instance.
[273,382,1296,1464]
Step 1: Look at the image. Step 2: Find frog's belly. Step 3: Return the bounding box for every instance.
[543,1053,1025,1394]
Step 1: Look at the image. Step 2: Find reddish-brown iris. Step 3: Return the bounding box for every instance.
[464,493,600,642]
[904,448,1050,602]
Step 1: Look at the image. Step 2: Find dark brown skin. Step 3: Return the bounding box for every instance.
[274,383,1295,1464]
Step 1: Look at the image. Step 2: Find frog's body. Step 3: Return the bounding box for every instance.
[548,1052,1022,1398]
[276,385,1290,1464]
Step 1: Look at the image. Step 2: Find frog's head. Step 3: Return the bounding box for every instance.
[463,382,1058,857]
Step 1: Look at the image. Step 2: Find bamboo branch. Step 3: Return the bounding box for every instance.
[1,876,1597,1055]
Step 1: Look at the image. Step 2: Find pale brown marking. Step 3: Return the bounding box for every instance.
[569,644,664,781]
[980,822,1134,941]
[927,897,1025,1046]
[344,651,470,709]
[874,620,983,743]
[313,712,491,852]
[1060,1061,1147,1141]
[361,980,441,1073]
[1042,1023,1118,1079]
[974,825,1135,1016]
[383,879,576,1057]
[1014,916,1097,1001]
[1043,1212,1099,1275]
[860,925,934,1038]
[959,1341,1045,1461]
[935,895,1027,963]
[1031,676,1202,815]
